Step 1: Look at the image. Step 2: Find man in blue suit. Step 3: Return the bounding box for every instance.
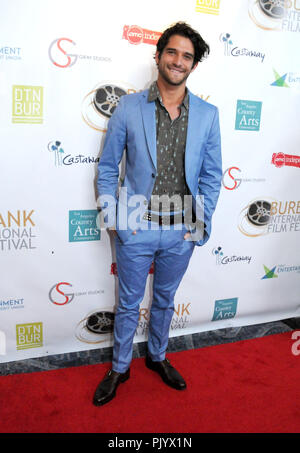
[93,22,222,406]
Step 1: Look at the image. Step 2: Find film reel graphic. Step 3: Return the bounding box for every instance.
[258,0,286,18]
[248,0,286,30]
[75,310,115,344]
[246,199,272,226]
[94,85,127,119]
[238,198,274,237]
[81,81,136,131]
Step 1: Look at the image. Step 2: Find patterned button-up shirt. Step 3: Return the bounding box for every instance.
[147,82,189,212]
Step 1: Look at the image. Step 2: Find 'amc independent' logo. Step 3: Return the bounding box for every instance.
[69,210,100,242]
[212,297,238,321]
[12,85,43,124]
[235,100,262,132]
[16,322,43,350]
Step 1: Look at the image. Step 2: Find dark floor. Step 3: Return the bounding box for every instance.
[1,317,299,376]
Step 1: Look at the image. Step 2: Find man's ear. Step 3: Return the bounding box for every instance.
[155,51,160,66]
[191,61,198,72]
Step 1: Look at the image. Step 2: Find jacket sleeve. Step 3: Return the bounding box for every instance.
[196,107,222,246]
[97,96,127,227]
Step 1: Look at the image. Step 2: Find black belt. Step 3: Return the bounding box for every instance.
[142,211,185,225]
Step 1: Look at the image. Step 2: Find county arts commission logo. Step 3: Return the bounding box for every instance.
[238,198,300,237]
[48,37,111,68]
[81,81,137,131]
[248,0,300,32]
[212,298,238,321]
[122,25,161,45]
[235,100,262,131]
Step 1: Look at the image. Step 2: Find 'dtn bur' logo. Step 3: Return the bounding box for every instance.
[49,282,74,305]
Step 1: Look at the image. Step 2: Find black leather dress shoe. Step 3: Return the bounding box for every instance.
[145,356,186,390]
[93,368,130,406]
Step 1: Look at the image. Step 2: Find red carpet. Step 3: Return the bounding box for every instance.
[0,331,300,433]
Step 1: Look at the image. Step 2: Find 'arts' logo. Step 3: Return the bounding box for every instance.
[195,0,220,15]
[69,210,100,242]
[235,100,262,131]
[212,298,238,321]
[12,85,43,124]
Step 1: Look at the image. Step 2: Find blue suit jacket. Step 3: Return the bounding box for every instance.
[97,88,222,246]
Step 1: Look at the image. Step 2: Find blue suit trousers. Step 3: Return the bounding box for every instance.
[112,223,195,373]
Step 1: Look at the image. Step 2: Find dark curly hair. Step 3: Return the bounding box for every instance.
[156,22,210,68]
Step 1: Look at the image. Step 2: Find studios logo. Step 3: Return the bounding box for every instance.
[48,37,111,68]
[49,282,104,306]
[222,166,265,190]
[81,81,137,132]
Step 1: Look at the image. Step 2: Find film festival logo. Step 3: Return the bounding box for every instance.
[12,85,43,124]
[81,81,137,132]
[248,0,300,33]
[195,0,221,15]
[235,100,262,132]
[122,25,161,45]
[16,322,43,351]
[212,298,238,321]
[220,33,265,62]
[0,210,37,252]
[238,197,300,237]
[48,37,111,68]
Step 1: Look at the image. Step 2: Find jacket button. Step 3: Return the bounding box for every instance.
[151,173,155,178]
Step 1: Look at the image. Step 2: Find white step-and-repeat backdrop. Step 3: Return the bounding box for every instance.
[1,0,300,363]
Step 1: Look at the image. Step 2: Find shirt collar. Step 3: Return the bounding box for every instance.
[148,82,189,110]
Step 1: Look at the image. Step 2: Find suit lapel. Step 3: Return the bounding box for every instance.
[140,92,157,169]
